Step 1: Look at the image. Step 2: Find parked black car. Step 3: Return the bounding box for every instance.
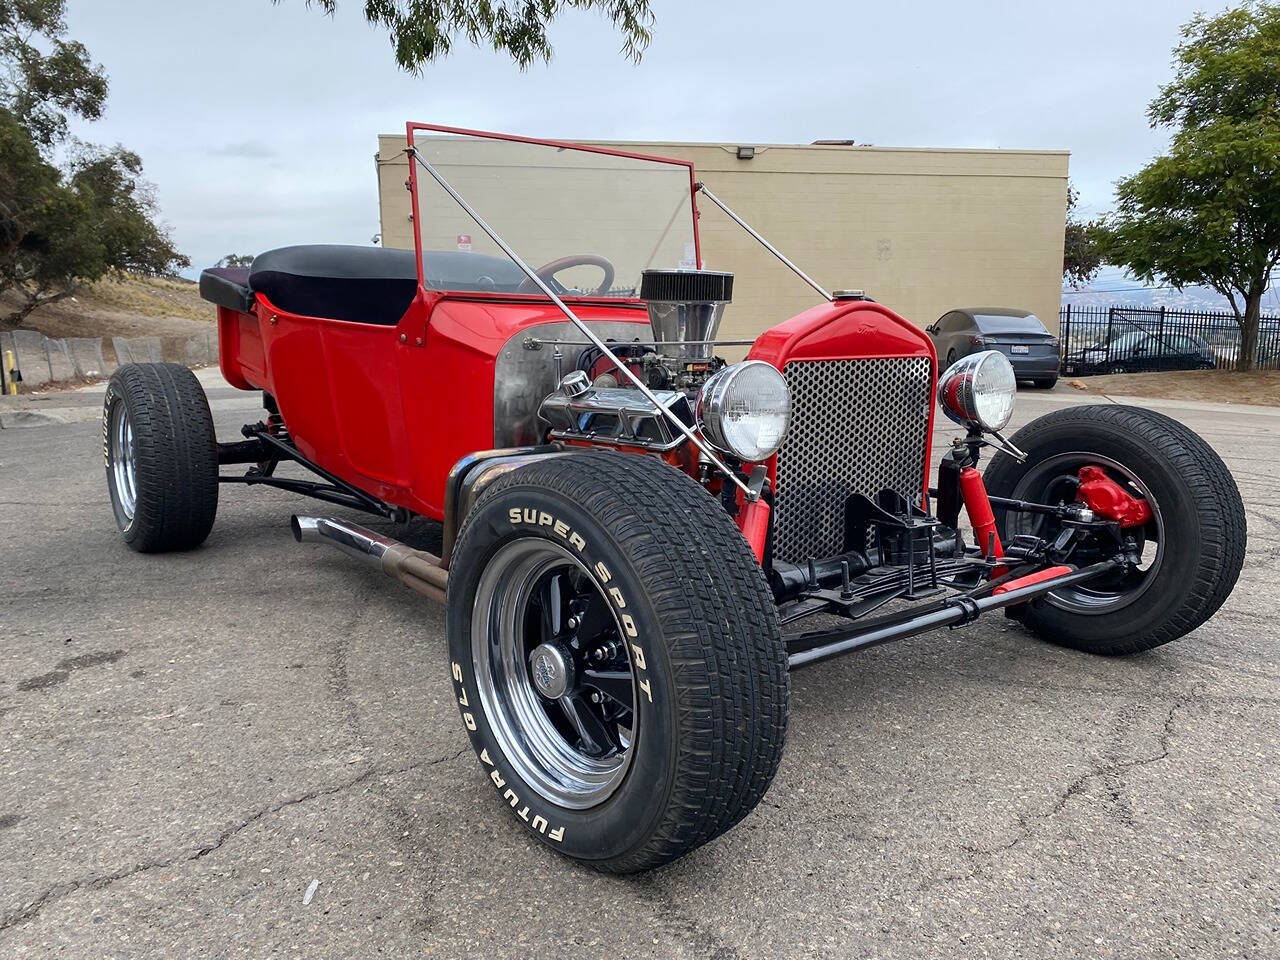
[926,308,1061,388]
[1062,330,1216,376]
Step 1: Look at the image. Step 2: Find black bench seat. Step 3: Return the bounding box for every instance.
[197,244,530,326]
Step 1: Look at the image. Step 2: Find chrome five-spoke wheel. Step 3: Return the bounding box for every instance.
[108,399,138,523]
[471,538,637,809]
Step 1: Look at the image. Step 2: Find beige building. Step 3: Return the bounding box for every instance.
[376,135,1069,342]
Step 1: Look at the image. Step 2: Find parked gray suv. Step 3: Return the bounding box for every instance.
[927,307,1061,388]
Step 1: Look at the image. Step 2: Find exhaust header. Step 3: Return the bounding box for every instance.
[292,515,448,602]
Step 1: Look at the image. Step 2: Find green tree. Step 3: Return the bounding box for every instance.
[216,253,255,269]
[0,0,107,146]
[288,0,653,71]
[0,0,187,329]
[1063,183,1103,289]
[1100,2,1280,371]
[0,122,190,327]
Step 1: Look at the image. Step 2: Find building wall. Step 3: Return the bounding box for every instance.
[376,135,1069,347]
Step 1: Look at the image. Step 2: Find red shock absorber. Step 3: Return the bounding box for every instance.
[735,487,770,564]
[959,466,1004,564]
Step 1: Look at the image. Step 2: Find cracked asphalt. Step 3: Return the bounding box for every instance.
[1,374,1277,958]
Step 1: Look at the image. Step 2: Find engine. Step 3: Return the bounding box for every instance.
[538,270,791,465]
[572,269,734,399]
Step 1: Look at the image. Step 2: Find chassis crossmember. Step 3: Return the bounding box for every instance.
[785,559,1121,668]
[284,505,1125,671]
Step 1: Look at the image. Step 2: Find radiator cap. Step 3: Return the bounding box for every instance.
[833,289,869,301]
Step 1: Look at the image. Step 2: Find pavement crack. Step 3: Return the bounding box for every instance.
[926,686,1199,889]
[0,752,462,933]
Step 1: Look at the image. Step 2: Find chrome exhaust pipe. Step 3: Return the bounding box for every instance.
[291,515,448,602]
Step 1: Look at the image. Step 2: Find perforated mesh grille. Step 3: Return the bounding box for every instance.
[774,357,934,563]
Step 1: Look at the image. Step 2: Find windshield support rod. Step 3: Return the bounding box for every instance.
[410,149,755,501]
[695,183,832,302]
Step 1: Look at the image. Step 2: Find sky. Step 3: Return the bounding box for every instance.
[62,0,1220,278]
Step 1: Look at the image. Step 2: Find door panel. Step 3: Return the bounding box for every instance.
[320,321,411,487]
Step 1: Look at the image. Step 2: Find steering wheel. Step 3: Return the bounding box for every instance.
[518,254,616,296]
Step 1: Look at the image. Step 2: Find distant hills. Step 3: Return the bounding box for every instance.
[1062,268,1280,316]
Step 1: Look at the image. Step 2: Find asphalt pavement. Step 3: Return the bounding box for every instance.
[1,372,1277,958]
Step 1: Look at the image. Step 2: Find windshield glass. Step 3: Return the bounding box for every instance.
[974,314,1046,334]
[409,130,698,298]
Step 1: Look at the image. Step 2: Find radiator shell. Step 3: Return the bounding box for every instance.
[748,300,938,564]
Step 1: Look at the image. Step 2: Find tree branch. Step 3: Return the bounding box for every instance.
[0,283,74,330]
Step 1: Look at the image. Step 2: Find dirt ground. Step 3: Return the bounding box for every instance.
[2,274,212,342]
[1067,368,1280,406]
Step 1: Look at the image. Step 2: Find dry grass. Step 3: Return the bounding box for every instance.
[3,273,213,341]
[1067,369,1280,407]
[82,275,210,321]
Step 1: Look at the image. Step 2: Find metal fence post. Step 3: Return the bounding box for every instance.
[1157,305,1166,371]
[1105,308,1115,366]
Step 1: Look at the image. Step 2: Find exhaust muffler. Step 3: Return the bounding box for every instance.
[291,515,448,602]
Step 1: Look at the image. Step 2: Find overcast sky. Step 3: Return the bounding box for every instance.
[63,0,1217,277]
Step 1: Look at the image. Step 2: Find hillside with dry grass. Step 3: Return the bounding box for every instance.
[2,274,214,341]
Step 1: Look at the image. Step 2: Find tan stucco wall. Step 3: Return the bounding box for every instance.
[376,135,1069,342]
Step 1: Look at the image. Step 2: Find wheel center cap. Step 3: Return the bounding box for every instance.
[529,642,573,700]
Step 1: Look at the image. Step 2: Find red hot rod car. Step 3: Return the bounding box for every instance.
[103,124,1245,873]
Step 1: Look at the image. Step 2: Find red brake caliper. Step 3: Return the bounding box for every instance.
[1075,465,1153,528]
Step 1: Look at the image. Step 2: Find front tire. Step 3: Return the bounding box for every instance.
[103,363,218,552]
[984,405,1244,654]
[446,451,788,872]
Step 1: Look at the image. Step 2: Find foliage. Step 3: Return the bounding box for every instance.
[216,253,255,269]
[0,0,107,147]
[0,117,190,327]
[0,0,187,329]
[1099,2,1280,370]
[289,0,653,71]
[1062,183,1104,289]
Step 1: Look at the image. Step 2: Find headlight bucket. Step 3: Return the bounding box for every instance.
[938,350,1017,432]
[697,360,792,463]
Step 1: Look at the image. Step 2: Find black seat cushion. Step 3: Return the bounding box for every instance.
[245,245,532,326]
[249,245,418,326]
[198,267,254,313]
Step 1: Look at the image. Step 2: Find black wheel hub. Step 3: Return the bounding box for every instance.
[525,566,635,760]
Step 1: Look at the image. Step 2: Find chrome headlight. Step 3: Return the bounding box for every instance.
[938,350,1016,432]
[697,360,792,462]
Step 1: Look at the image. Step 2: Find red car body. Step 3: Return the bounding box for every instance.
[216,286,935,523]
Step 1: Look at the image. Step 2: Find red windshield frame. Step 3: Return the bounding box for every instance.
[404,122,703,292]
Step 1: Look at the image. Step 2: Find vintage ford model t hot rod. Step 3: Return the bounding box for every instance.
[103,125,1245,873]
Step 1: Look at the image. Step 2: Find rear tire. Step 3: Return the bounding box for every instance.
[984,405,1244,654]
[1033,376,1058,389]
[446,451,788,872]
[103,363,218,552]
